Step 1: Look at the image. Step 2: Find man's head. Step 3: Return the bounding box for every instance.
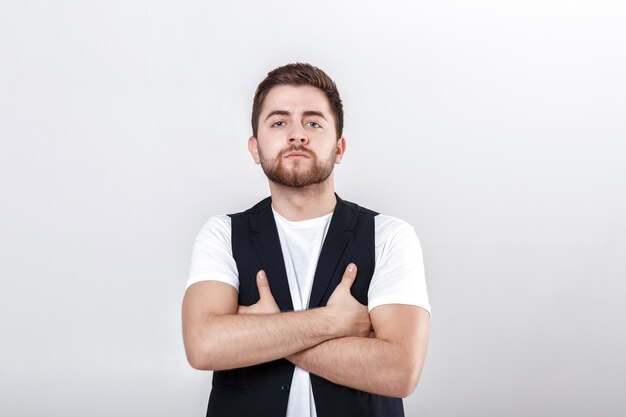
[251,63,344,139]
[248,63,347,189]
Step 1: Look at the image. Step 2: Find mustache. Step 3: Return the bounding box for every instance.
[283,147,312,156]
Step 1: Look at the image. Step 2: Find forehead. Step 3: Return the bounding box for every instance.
[261,85,331,116]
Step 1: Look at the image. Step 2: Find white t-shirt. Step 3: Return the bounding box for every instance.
[186,205,431,417]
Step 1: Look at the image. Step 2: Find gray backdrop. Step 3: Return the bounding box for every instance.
[1,0,625,416]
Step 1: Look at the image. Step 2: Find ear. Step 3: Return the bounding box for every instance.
[248,136,261,164]
[334,136,347,164]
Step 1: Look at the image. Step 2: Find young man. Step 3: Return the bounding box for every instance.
[182,63,431,417]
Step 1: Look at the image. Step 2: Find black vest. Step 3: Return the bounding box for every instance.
[206,193,404,417]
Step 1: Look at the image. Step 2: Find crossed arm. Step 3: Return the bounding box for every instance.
[181,265,430,398]
[287,304,429,398]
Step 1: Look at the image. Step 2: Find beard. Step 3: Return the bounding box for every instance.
[258,145,336,188]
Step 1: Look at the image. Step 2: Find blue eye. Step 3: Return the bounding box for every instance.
[272,121,286,127]
[307,122,321,128]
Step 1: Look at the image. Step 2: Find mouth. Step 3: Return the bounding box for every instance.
[284,151,310,159]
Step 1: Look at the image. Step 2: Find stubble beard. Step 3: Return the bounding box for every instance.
[258,146,336,189]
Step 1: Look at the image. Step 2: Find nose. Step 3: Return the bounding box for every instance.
[288,125,309,145]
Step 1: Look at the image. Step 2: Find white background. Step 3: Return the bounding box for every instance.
[1,1,625,416]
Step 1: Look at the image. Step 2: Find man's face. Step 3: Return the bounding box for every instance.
[248,85,346,188]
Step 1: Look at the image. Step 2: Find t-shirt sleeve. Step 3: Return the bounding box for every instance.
[368,217,431,315]
[185,215,240,291]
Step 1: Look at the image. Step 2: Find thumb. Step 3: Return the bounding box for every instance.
[339,263,358,289]
[256,270,274,299]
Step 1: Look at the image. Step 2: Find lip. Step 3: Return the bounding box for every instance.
[284,151,310,158]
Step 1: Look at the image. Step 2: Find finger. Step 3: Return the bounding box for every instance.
[339,263,358,289]
[256,270,274,299]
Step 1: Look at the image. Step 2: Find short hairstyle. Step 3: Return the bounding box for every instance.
[251,63,344,139]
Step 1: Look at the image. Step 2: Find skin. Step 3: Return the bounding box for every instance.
[182,266,371,371]
[181,84,430,398]
[247,84,346,221]
[244,267,430,398]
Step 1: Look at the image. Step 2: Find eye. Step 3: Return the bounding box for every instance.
[271,121,286,127]
[306,121,321,128]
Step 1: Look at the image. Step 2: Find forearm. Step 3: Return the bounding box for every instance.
[195,308,339,371]
[287,336,417,398]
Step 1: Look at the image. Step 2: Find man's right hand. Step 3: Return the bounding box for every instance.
[326,263,372,338]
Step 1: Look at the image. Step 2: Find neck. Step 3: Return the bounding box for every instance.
[268,174,337,221]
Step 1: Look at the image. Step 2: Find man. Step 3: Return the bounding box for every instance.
[182,63,431,417]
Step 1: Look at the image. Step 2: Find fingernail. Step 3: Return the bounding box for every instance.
[259,270,266,278]
[347,263,355,272]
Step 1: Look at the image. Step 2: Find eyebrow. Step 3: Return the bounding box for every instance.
[264,110,328,121]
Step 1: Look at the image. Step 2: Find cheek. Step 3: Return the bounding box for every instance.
[258,130,283,146]
[257,141,283,159]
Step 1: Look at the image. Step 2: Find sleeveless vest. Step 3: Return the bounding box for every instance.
[206,192,405,417]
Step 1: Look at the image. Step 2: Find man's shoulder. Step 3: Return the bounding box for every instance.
[374,213,413,231]
[336,196,379,217]
[372,213,418,246]
[196,214,232,239]
[338,197,417,239]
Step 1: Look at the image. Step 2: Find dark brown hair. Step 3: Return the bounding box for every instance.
[251,63,344,139]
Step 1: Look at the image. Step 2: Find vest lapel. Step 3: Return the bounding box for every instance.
[249,192,359,311]
[250,197,294,311]
[308,193,359,308]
